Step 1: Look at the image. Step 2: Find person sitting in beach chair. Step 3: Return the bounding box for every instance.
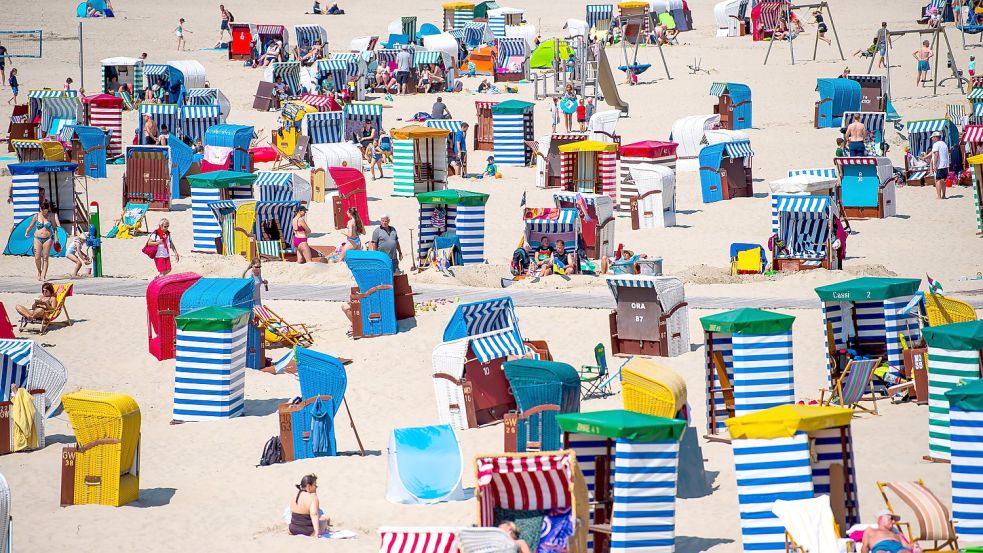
[860,510,922,553]
[527,238,555,277]
[600,248,649,274]
[552,239,577,275]
[298,41,324,66]
[259,40,284,67]
[17,283,73,334]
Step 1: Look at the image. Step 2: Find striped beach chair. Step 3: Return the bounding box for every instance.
[379,528,459,553]
[948,379,983,543]
[877,480,958,552]
[820,358,881,414]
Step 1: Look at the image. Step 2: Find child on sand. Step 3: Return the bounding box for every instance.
[479,156,498,179]
[175,19,191,51]
[65,231,91,278]
[7,68,18,105]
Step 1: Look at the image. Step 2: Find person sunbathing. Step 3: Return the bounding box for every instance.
[498,522,532,553]
[260,40,283,66]
[600,249,648,274]
[300,42,323,65]
[860,511,921,553]
[16,283,56,322]
[289,474,331,537]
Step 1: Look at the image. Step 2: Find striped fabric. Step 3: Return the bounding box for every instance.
[775,195,831,259]
[256,25,287,41]
[255,171,302,203]
[391,138,416,197]
[303,111,345,144]
[731,331,795,416]
[256,240,283,258]
[414,50,443,66]
[975,167,983,234]
[419,204,457,260]
[488,16,506,38]
[587,4,614,29]
[449,7,473,30]
[566,433,610,498]
[270,62,302,96]
[173,324,247,421]
[181,104,221,143]
[425,120,464,132]
[492,112,529,166]
[756,1,786,37]
[883,296,919,371]
[724,140,754,159]
[89,104,123,157]
[462,23,489,47]
[810,426,859,525]
[294,24,326,49]
[838,359,879,406]
[881,481,955,543]
[975,103,983,118]
[928,347,982,460]
[787,168,838,178]
[208,200,239,256]
[476,454,573,526]
[255,201,300,246]
[379,528,459,553]
[191,186,223,252]
[524,208,579,234]
[706,332,734,433]
[951,405,983,543]
[496,37,527,68]
[0,340,33,402]
[40,97,82,137]
[144,63,169,77]
[458,299,526,363]
[610,440,679,553]
[966,125,983,143]
[417,204,486,264]
[560,150,618,200]
[947,103,967,127]
[344,103,384,137]
[11,173,40,227]
[834,157,877,167]
[907,119,949,157]
[619,155,676,213]
[733,434,814,553]
[139,103,181,140]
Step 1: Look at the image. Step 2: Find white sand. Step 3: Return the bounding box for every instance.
[1,0,982,550]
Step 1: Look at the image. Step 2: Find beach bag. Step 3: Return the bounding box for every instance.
[142,240,157,259]
[227,10,234,22]
[258,436,283,466]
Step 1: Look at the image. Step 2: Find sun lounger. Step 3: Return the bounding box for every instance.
[19,283,73,335]
[253,305,314,348]
[109,202,149,238]
[877,480,958,552]
[820,357,882,415]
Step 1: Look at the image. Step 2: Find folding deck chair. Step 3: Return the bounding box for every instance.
[19,283,73,335]
[820,357,882,414]
[115,91,136,111]
[877,480,958,552]
[273,135,309,170]
[253,305,314,348]
[773,495,855,553]
[579,343,612,399]
[108,202,150,238]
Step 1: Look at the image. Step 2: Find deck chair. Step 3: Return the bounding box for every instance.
[108,202,149,238]
[19,283,73,335]
[773,495,855,553]
[273,135,309,170]
[115,90,136,111]
[459,527,517,553]
[709,351,735,432]
[253,305,314,348]
[0,304,16,339]
[924,293,978,327]
[877,480,958,552]
[580,343,611,399]
[820,357,882,415]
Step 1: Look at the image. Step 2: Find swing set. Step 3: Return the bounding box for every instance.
[763,1,845,65]
[865,25,964,97]
[618,13,671,83]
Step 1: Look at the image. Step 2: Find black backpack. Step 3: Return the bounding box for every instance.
[258,436,283,466]
[227,11,235,22]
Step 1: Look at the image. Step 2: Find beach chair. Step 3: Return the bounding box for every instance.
[273,135,309,171]
[459,527,517,553]
[109,202,150,238]
[877,480,958,552]
[60,390,141,507]
[115,90,136,111]
[19,283,73,335]
[579,343,612,399]
[923,293,978,327]
[0,304,16,339]
[820,357,882,415]
[773,495,855,553]
[253,305,314,348]
[621,357,687,419]
[344,251,397,338]
[730,243,767,275]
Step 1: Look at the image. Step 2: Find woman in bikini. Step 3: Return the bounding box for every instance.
[288,474,330,537]
[25,200,60,281]
[291,206,315,264]
[15,282,57,324]
[328,207,364,263]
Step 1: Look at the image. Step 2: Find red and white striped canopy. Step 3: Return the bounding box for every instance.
[964,125,983,144]
[475,101,499,110]
[379,529,458,553]
[299,93,338,111]
[476,453,574,525]
[833,157,877,166]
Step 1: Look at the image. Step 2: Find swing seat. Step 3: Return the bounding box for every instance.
[958,25,983,34]
[618,63,651,74]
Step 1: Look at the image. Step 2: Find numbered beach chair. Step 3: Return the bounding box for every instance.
[344,250,397,338]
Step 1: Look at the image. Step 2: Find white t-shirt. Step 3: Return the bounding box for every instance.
[931,140,950,170]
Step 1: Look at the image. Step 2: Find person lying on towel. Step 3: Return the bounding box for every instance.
[860,511,921,553]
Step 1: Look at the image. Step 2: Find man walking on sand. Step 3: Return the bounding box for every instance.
[914,40,933,86]
[845,115,867,157]
[876,21,892,69]
[395,46,412,96]
[928,131,949,200]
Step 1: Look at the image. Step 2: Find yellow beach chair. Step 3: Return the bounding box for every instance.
[620,357,687,418]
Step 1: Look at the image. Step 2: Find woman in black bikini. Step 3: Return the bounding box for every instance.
[25,200,60,281]
[289,474,330,537]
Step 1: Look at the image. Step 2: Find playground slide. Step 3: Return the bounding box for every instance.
[597,48,629,115]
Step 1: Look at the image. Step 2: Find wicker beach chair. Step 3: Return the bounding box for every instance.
[18,340,69,418]
[344,251,397,338]
[621,357,687,418]
[924,293,978,327]
[876,480,958,552]
[294,347,364,456]
[820,358,882,415]
[61,390,141,507]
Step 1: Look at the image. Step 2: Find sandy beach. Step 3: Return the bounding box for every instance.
[1,0,982,551]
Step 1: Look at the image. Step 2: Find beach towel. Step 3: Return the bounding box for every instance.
[309,397,334,456]
[204,145,233,166]
[12,387,38,452]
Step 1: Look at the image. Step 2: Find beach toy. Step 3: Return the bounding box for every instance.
[559,97,577,114]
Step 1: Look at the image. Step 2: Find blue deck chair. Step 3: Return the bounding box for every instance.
[386,424,467,504]
[344,250,397,338]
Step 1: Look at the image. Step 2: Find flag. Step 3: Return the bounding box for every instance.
[575,193,593,223]
[519,191,526,207]
[927,274,943,293]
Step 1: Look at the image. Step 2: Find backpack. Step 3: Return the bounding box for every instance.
[227,11,234,22]
[258,435,283,466]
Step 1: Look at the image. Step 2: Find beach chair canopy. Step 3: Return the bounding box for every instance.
[294,24,328,50]
[0,339,68,416]
[40,96,83,137]
[669,114,720,158]
[187,170,257,189]
[620,356,687,417]
[906,119,958,157]
[724,404,853,439]
[503,359,581,413]
[774,195,834,259]
[523,207,580,248]
[423,33,461,64]
[443,297,524,363]
[295,346,347,415]
[586,4,614,29]
[557,409,685,442]
[606,275,687,318]
[751,0,789,40]
[386,424,467,504]
[185,88,231,121]
[815,277,922,302]
[701,308,795,335]
[769,174,838,194]
[255,171,312,203]
[816,78,862,129]
[166,60,207,100]
[714,0,746,37]
[475,451,585,525]
[923,320,983,351]
[302,111,345,144]
[619,140,679,158]
[180,104,222,143]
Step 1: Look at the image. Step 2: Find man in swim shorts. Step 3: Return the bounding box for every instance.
[860,510,922,553]
[913,39,933,87]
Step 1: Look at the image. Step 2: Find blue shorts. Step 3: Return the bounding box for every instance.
[221,20,230,30]
[848,141,866,156]
[11,86,18,97]
[918,60,930,72]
